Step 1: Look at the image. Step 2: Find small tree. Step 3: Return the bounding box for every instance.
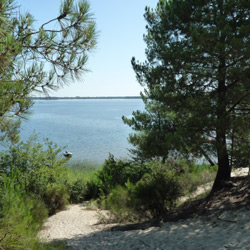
[124,0,250,191]
[0,0,97,143]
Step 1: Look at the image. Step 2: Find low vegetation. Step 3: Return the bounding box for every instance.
[0,137,99,249]
[0,135,218,249]
[97,157,217,222]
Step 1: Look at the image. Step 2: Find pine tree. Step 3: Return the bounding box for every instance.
[0,0,97,143]
[124,0,250,191]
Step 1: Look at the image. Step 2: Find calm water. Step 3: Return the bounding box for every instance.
[20,99,144,163]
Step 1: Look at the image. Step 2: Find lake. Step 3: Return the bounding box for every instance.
[20,99,144,164]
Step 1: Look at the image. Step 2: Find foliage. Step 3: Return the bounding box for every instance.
[0,145,101,248]
[65,178,87,204]
[44,183,69,215]
[97,154,152,195]
[123,103,182,163]
[103,159,217,221]
[61,161,101,203]
[0,135,68,198]
[130,165,182,217]
[1,138,103,207]
[124,0,250,190]
[177,160,217,194]
[105,184,135,222]
[85,176,102,201]
[229,123,250,168]
[0,135,77,217]
[105,163,182,220]
[0,176,47,250]
[0,0,97,144]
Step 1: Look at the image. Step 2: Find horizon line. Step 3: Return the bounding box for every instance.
[32,96,142,99]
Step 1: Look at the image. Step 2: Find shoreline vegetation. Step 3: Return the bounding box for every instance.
[32,96,142,100]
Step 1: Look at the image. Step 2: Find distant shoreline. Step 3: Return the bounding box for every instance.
[32,96,141,100]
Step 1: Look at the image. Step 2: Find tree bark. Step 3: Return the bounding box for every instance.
[212,83,231,192]
[200,148,215,166]
[212,26,231,192]
[212,136,230,191]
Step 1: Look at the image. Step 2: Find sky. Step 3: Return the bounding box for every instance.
[17,0,159,97]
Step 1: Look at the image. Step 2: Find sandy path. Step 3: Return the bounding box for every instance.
[39,168,250,249]
[38,204,113,241]
[39,205,250,249]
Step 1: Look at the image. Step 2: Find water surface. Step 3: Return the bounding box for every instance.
[20,99,144,163]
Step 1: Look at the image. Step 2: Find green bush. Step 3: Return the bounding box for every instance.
[0,176,47,250]
[97,154,151,195]
[66,179,87,203]
[85,177,102,200]
[130,166,182,217]
[106,185,129,211]
[105,182,138,222]
[44,183,69,215]
[1,135,68,192]
[0,135,73,215]
[104,163,182,220]
[61,161,101,203]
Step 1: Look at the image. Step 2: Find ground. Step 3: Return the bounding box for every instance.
[39,168,250,249]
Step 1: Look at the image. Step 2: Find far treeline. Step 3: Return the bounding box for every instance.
[0,0,250,249]
[32,96,141,100]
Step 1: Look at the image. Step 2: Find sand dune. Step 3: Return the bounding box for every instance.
[39,168,250,249]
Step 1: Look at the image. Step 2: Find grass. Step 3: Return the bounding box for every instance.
[178,161,217,195]
[65,160,101,184]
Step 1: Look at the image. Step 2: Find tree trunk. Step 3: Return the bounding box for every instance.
[212,97,231,191]
[212,29,231,192]
[162,156,166,164]
[200,148,215,166]
[212,99,231,192]
[212,136,231,192]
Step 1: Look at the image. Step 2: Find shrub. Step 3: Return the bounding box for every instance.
[44,183,69,215]
[85,177,102,200]
[31,198,49,227]
[106,185,129,211]
[104,164,182,220]
[129,166,182,217]
[66,179,87,203]
[0,135,73,215]
[0,135,69,196]
[61,161,101,202]
[104,182,138,223]
[0,176,47,250]
[97,154,151,194]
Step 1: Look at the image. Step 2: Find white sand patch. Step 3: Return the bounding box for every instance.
[38,204,114,241]
[39,206,250,249]
[232,167,249,177]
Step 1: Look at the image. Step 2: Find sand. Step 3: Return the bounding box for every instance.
[39,168,250,249]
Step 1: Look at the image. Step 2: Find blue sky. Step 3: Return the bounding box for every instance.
[18,0,158,97]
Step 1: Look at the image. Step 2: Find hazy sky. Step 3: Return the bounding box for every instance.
[18,0,158,97]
